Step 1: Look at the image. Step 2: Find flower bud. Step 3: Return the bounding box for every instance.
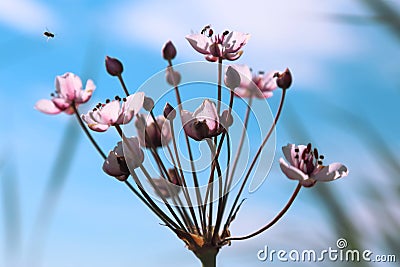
[224,66,241,89]
[162,40,177,60]
[163,102,176,120]
[166,68,181,86]
[273,68,292,90]
[143,96,154,111]
[105,56,124,76]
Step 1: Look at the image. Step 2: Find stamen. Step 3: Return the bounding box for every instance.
[258,71,265,75]
[313,148,319,160]
[294,155,299,159]
[105,99,111,103]
[317,160,323,165]
[115,95,121,100]
[122,97,127,102]
[307,143,312,152]
[294,147,300,153]
[92,108,97,111]
[319,155,324,160]
[50,93,55,97]
[223,30,229,36]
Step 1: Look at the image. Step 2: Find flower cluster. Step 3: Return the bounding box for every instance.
[36,25,348,267]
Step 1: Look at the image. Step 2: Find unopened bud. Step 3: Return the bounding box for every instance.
[105,56,124,76]
[162,40,177,60]
[273,68,292,90]
[224,66,241,89]
[163,102,176,120]
[143,96,154,111]
[166,68,181,86]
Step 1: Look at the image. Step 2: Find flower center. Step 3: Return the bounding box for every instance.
[293,143,324,175]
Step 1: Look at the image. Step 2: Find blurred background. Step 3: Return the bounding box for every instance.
[0,0,399,266]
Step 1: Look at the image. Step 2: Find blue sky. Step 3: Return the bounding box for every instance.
[0,0,399,266]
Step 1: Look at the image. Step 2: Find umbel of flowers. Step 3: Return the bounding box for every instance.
[35,26,348,267]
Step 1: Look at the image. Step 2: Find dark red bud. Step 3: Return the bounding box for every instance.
[162,40,177,60]
[105,56,124,76]
[163,102,176,120]
[274,68,292,90]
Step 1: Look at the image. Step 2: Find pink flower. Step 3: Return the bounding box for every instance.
[103,137,144,181]
[230,65,278,99]
[35,72,95,115]
[279,143,348,187]
[181,100,232,141]
[82,92,144,132]
[135,114,172,148]
[186,29,250,62]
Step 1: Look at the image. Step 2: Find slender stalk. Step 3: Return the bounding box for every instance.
[217,57,223,115]
[139,164,187,230]
[72,104,106,159]
[117,74,130,96]
[222,89,287,236]
[168,59,204,234]
[221,183,301,243]
[170,121,201,233]
[227,97,253,190]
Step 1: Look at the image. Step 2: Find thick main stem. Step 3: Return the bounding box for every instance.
[195,248,218,267]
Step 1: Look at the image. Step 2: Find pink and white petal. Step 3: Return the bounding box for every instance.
[282,144,296,165]
[98,100,120,124]
[124,92,145,115]
[224,32,250,53]
[81,113,110,132]
[225,51,243,61]
[35,99,62,114]
[76,79,95,103]
[123,137,144,169]
[313,163,348,182]
[52,97,70,110]
[230,64,252,88]
[185,34,212,55]
[56,73,78,100]
[279,158,309,181]
[71,73,83,98]
[193,100,219,131]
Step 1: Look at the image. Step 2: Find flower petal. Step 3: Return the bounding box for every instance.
[98,100,120,125]
[123,137,144,169]
[34,99,62,114]
[312,163,349,182]
[76,79,95,103]
[185,34,212,55]
[117,92,145,124]
[52,97,71,111]
[56,72,82,101]
[81,113,110,132]
[279,158,309,181]
[282,144,296,165]
[193,100,219,132]
[223,32,250,53]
